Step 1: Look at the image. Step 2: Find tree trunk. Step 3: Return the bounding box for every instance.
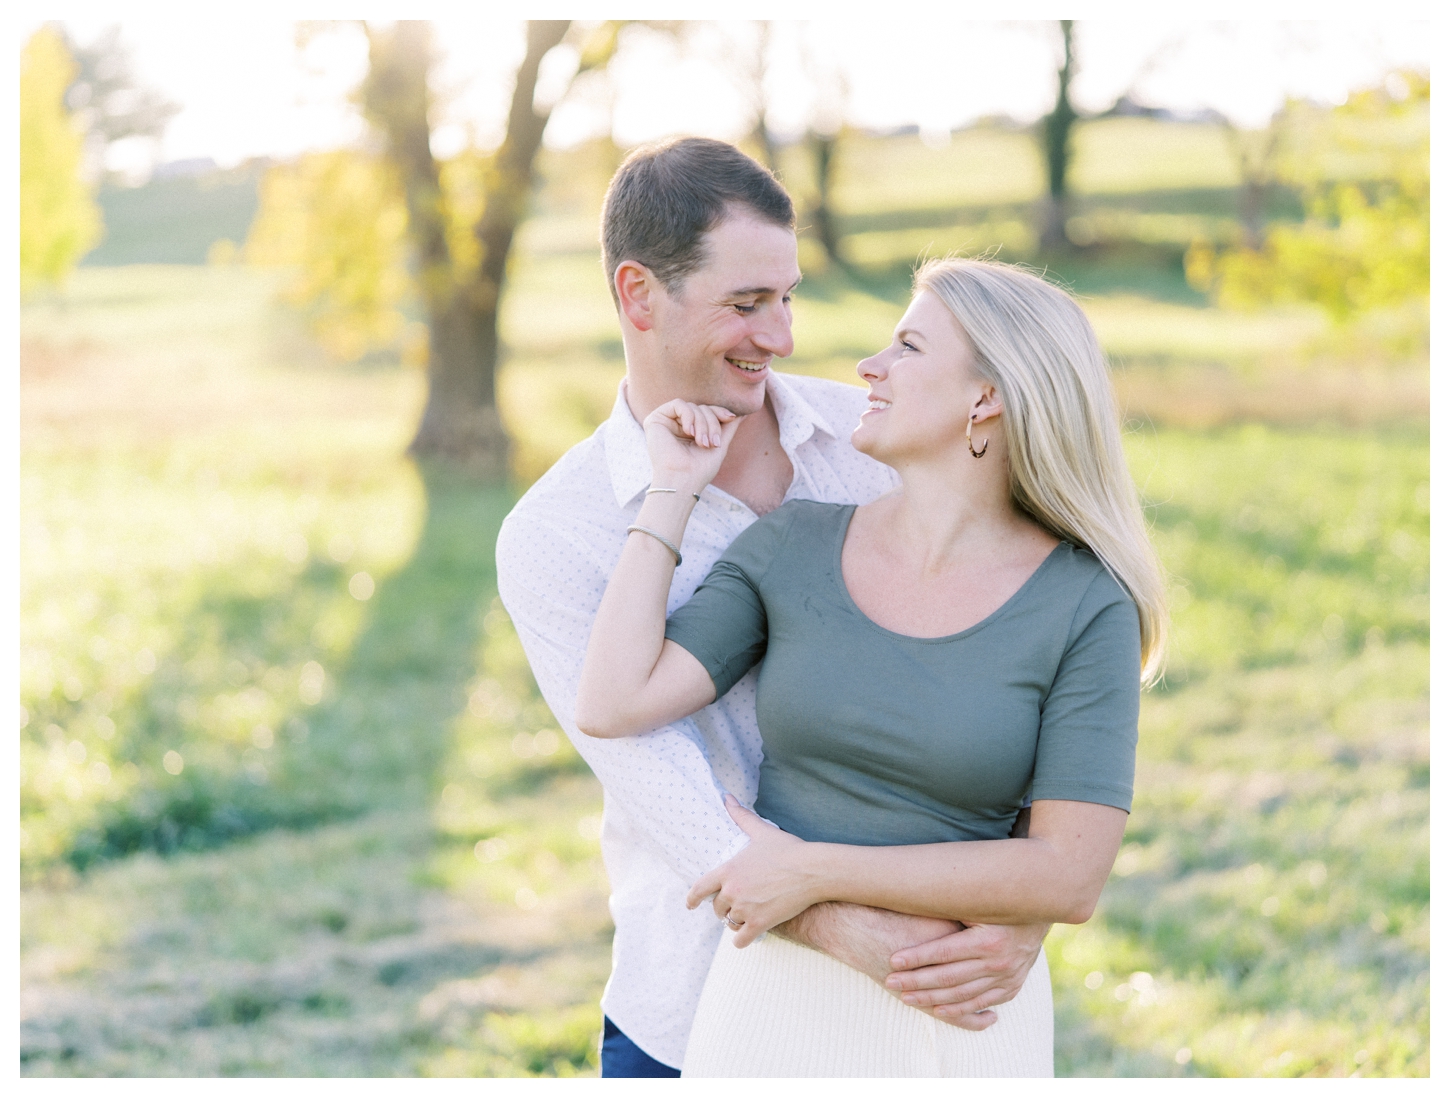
[752,115,779,177]
[1038,20,1077,253]
[407,20,569,476]
[747,21,778,175]
[358,20,623,477]
[808,130,841,265]
[1237,174,1269,251]
[1226,122,1281,252]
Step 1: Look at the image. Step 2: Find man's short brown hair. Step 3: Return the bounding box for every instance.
[601,137,795,303]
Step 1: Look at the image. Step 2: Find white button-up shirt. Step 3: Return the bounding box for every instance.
[495,371,898,1068]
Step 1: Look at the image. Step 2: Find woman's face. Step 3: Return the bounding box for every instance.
[851,290,981,464]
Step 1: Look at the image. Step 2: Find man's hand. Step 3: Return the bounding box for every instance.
[773,901,955,983]
[771,902,1040,1031]
[885,921,1051,1027]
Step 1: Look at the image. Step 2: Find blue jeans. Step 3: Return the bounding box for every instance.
[600,1015,681,1078]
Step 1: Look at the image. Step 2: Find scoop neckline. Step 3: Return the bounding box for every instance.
[828,503,1069,644]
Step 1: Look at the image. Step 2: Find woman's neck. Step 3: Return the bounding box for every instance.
[876,454,1035,575]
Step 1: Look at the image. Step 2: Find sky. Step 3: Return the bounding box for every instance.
[40,14,1436,179]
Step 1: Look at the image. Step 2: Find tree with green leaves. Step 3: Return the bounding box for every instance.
[1186,72,1428,323]
[245,149,414,363]
[250,20,621,478]
[20,26,103,292]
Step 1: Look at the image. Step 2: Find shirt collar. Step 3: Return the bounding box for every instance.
[602,380,654,509]
[767,370,838,454]
[601,373,838,510]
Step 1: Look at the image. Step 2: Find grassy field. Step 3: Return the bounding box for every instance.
[20,120,1428,1077]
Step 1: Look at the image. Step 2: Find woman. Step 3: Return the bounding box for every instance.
[575,258,1168,1077]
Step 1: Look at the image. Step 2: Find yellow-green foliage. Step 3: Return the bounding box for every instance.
[1188,73,1428,321]
[246,150,413,363]
[19,26,103,292]
[246,147,503,364]
[438,149,491,280]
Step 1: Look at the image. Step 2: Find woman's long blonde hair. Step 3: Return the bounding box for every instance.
[915,257,1168,684]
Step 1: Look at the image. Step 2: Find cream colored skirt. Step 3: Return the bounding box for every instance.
[682,933,1054,1077]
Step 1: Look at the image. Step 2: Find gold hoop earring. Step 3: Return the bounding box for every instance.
[967,417,989,459]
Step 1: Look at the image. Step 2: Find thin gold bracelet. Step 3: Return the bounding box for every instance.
[626,525,683,566]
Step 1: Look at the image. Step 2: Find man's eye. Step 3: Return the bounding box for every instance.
[733,303,757,314]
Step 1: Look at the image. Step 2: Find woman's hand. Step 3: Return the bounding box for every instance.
[642,400,741,496]
[687,795,823,947]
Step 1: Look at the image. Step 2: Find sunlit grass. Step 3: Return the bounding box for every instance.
[1070,118,1239,194]
[1040,423,1429,1077]
[1132,425,1429,677]
[21,266,610,1075]
[1050,629,1429,1076]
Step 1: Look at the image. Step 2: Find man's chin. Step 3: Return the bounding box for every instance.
[714,384,769,420]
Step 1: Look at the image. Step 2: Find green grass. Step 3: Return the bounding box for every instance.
[21,266,611,1076]
[84,164,265,266]
[21,264,1427,1077]
[1045,425,1428,1077]
[22,114,1428,1076]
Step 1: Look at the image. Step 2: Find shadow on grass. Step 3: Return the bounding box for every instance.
[796,260,913,307]
[797,238,1206,308]
[835,186,1302,239]
[68,462,514,868]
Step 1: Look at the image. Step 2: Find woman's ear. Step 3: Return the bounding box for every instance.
[971,382,1005,424]
[615,261,654,332]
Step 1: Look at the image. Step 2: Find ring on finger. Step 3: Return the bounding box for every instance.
[722,914,743,930]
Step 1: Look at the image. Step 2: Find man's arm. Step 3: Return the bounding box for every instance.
[774,802,1048,1030]
[774,904,1050,1031]
[497,512,750,882]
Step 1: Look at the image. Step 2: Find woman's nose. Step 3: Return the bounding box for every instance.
[857,349,887,381]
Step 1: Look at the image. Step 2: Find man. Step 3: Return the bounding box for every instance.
[496,137,1048,1078]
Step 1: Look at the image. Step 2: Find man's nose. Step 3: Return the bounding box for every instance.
[751,302,794,359]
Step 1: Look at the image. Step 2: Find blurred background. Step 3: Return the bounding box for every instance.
[19,17,1429,1077]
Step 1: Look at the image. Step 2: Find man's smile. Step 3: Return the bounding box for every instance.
[727,357,769,373]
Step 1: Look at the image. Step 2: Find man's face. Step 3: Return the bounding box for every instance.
[645,211,800,417]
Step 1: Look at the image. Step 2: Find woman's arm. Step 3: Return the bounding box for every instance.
[574,401,738,739]
[692,571,1139,940]
[688,796,1126,945]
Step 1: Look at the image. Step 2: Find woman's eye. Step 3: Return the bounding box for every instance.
[900,339,919,352]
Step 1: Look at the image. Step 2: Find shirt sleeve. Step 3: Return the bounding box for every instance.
[663,503,799,699]
[663,576,766,701]
[495,506,750,884]
[1030,569,1142,812]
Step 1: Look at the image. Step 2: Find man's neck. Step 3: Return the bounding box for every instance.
[622,374,794,516]
[711,391,793,516]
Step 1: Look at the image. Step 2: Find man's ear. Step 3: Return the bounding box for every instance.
[615,261,655,332]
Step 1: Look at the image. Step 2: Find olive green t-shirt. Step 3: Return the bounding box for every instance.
[663,500,1141,847]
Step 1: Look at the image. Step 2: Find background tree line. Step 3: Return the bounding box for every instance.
[22,20,1431,479]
